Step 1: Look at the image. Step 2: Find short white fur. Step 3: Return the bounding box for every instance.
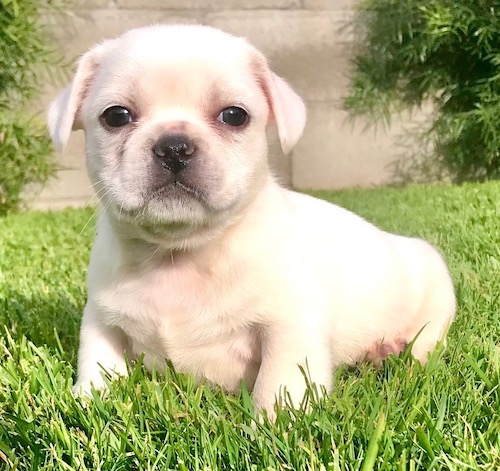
[48,24,456,418]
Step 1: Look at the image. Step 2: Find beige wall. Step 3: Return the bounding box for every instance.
[34,0,424,209]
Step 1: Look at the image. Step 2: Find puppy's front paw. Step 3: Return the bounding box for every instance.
[253,397,277,422]
[72,374,109,398]
[72,381,97,398]
[253,384,314,422]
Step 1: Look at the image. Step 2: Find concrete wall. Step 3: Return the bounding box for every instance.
[34,0,423,209]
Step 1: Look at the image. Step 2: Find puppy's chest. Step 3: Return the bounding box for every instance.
[96,261,262,386]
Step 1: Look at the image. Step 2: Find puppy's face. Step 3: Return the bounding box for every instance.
[49,25,306,240]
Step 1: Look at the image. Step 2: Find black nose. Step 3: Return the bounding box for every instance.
[152,133,196,174]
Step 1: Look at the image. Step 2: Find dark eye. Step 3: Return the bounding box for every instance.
[101,106,133,128]
[217,107,248,127]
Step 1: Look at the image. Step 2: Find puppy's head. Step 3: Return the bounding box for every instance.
[48,25,306,241]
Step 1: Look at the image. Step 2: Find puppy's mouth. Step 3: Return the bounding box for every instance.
[172,179,203,200]
[145,177,208,205]
[109,179,208,223]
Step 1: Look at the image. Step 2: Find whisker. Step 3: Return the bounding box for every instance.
[78,186,115,236]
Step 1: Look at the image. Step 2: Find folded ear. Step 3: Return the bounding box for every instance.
[252,53,307,155]
[47,42,109,151]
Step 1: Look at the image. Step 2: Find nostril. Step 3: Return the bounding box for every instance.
[183,143,195,156]
[153,144,180,159]
[167,142,194,158]
[153,146,167,158]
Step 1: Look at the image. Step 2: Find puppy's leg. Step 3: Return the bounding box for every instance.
[404,241,456,363]
[409,287,455,364]
[73,301,129,395]
[252,325,331,419]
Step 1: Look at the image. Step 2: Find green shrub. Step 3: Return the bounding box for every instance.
[345,0,500,183]
[0,113,55,212]
[0,0,68,214]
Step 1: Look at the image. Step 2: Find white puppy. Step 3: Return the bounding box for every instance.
[48,25,456,415]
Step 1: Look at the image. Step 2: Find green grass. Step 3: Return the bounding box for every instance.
[1,183,499,470]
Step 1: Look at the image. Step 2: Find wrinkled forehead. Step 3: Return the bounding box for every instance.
[90,26,264,110]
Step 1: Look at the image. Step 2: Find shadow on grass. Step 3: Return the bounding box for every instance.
[0,289,82,365]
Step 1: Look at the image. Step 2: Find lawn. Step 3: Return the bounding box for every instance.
[0,183,499,470]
